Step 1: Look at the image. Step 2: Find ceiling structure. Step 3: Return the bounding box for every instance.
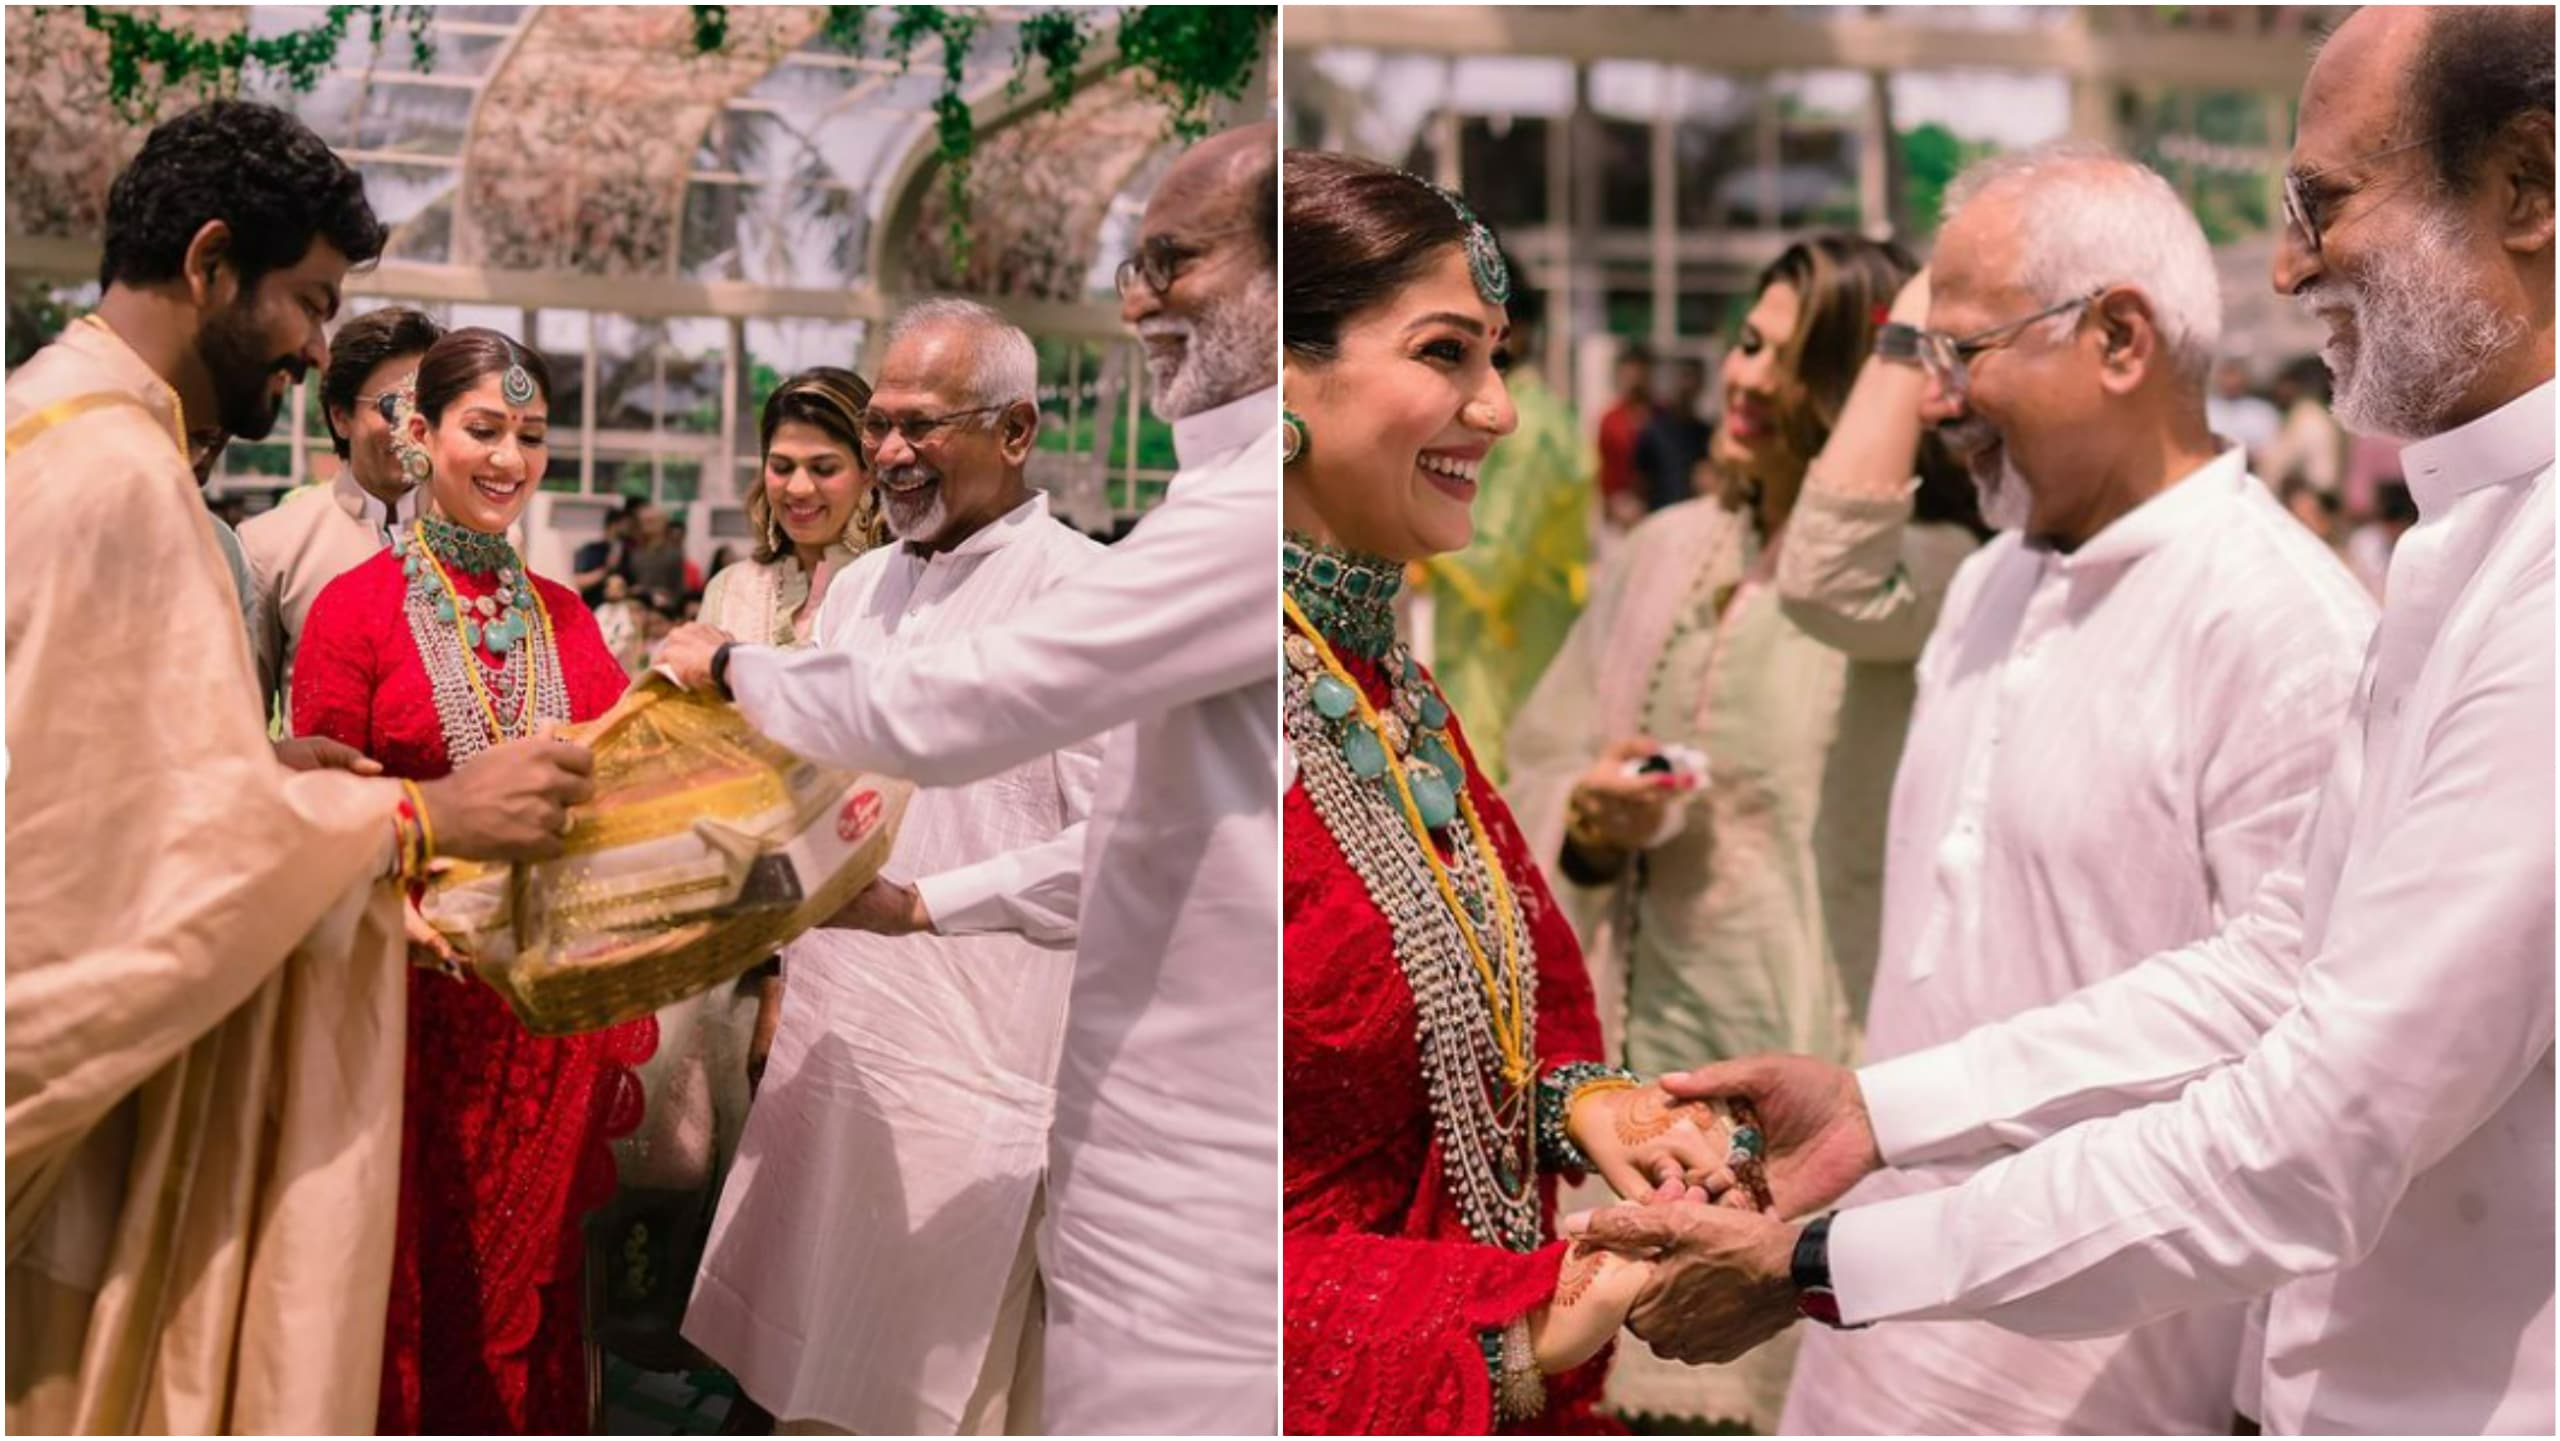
[3,4,1199,337]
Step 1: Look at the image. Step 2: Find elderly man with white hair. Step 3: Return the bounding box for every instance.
[682,296,1106,1436]
[1731,141,2378,1433]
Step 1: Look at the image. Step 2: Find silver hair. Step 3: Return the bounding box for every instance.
[1943,141,2223,383]
[885,296,1040,412]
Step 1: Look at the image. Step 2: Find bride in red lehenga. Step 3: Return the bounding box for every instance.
[1281,154,1764,1436]
[292,328,655,1434]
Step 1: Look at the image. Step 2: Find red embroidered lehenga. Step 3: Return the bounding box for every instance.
[1282,542,1619,1436]
[293,525,656,1434]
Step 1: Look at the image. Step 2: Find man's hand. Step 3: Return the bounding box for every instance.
[1660,1054,1878,1217]
[1565,1200,1802,1365]
[1567,1082,1734,1201]
[414,736,596,863]
[1568,735,1695,856]
[822,877,932,937]
[653,622,734,691]
[274,735,384,775]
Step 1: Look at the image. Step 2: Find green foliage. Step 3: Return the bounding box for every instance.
[1115,6,1271,141]
[689,5,1269,262]
[79,5,435,121]
[1897,121,1996,236]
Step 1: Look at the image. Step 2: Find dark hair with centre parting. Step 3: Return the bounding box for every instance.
[413,328,554,423]
[101,99,386,295]
[1283,150,1489,364]
[750,366,882,563]
[321,306,444,459]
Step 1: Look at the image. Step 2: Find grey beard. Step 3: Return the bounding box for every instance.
[1147,276,1278,422]
[2301,204,2525,440]
[1971,453,2035,533]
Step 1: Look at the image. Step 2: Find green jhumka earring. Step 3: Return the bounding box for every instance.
[1281,407,1309,464]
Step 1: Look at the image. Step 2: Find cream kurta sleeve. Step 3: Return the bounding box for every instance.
[1776,481,1977,663]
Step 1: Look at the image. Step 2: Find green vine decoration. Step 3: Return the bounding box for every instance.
[689,5,1270,266]
[79,5,436,122]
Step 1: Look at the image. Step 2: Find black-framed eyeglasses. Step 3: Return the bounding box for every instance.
[856,405,1009,453]
[359,389,404,423]
[2281,133,2441,257]
[1114,236,1204,301]
[1914,290,2103,403]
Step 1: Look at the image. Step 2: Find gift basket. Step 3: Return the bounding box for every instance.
[422,673,910,1036]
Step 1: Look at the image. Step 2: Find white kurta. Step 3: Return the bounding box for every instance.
[725,386,1280,1434]
[1787,450,2376,1435]
[685,495,1102,1433]
[1832,382,2555,1435]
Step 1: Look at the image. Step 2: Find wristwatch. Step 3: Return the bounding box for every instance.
[1872,321,1925,366]
[1790,1213,1872,1329]
[709,641,736,702]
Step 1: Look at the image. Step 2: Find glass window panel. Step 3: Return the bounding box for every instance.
[1679,74,1761,227]
[347,80,474,157]
[1459,116,1550,229]
[1596,116,1651,230]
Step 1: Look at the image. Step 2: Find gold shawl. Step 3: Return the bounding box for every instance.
[6,320,407,1434]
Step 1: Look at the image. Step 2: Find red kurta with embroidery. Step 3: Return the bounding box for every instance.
[293,545,657,1435]
[1284,648,1618,1435]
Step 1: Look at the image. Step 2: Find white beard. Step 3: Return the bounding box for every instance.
[1140,271,1278,422]
[878,464,948,544]
[1971,452,2036,533]
[2297,203,2525,439]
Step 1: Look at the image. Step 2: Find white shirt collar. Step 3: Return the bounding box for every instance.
[2053,446,2249,573]
[904,490,1053,564]
[1171,385,1276,470]
[2397,380,2555,518]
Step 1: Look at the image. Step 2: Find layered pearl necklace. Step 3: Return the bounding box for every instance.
[395,515,569,766]
[1283,534,1540,1252]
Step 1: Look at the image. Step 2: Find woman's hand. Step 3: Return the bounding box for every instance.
[1530,1238,1658,1374]
[1890,267,1931,328]
[1567,1082,1735,1200]
[402,894,462,972]
[1567,736,1696,857]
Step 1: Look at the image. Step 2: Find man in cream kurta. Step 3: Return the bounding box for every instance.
[685,487,1103,1434]
[7,101,593,1435]
[658,123,1281,1435]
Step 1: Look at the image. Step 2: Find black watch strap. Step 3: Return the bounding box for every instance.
[1791,1213,1871,1330]
[710,641,736,701]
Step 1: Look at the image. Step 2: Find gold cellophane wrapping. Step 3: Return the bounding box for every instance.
[421,675,911,1036]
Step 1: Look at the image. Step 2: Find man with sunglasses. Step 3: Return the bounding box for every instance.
[656,121,1280,1434]
[238,304,443,725]
[1575,8,2556,1433]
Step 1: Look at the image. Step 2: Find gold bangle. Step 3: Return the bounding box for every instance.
[1566,1074,1639,1112]
[1497,1315,1547,1422]
[399,778,435,877]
